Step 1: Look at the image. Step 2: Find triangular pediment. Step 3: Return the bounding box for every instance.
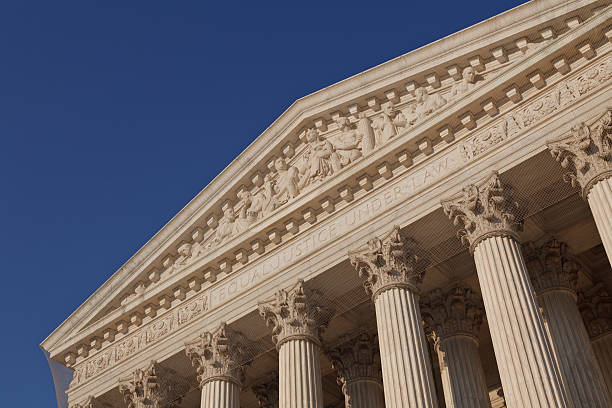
[42,0,612,367]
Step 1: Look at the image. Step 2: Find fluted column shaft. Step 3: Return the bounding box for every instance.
[344,381,385,408]
[201,380,239,408]
[538,289,611,407]
[592,333,612,395]
[375,287,438,408]
[473,235,567,408]
[587,178,612,265]
[436,335,490,408]
[278,338,323,408]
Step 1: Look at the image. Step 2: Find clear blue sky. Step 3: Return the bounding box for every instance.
[0,1,527,405]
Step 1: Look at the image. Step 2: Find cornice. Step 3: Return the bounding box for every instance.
[42,0,609,358]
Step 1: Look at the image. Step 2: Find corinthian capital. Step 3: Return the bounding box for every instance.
[441,171,522,252]
[578,284,612,339]
[184,323,248,387]
[258,280,334,347]
[421,286,484,342]
[328,333,382,398]
[348,225,426,300]
[523,237,579,295]
[118,361,189,408]
[548,108,612,197]
[251,374,279,408]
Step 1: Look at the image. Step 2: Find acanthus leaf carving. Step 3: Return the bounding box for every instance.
[523,237,580,294]
[184,322,249,386]
[348,225,427,300]
[118,361,190,408]
[327,333,382,408]
[578,283,612,339]
[441,171,522,252]
[420,286,485,342]
[258,279,334,347]
[548,107,612,197]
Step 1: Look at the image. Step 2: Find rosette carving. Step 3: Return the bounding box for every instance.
[441,171,522,252]
[421,286,485,342]
[327,333,382,405]
[118,361,189,408]
[579,284,612,339]
[548,108,612,197]
[258,279,333,347]
[523,237,580,294]
[184,323,249,387]
[348,225,426,300]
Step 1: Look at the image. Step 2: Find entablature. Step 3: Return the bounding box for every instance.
[42,0,612,377]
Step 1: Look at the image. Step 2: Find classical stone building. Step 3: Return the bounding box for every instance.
[42,1,612,407]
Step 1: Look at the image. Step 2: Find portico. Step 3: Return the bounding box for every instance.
[43,1,612,407]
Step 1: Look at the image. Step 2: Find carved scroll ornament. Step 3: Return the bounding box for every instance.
[441,172,522,252]
[349,225,427,300]
[548,108,612,197]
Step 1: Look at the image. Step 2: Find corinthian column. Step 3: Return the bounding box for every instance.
[119,361,190,408]
[579,284,612,396]
[349,226,438,408]
[328,333,385,408]
[421,286,491,408]
[441,172,568,408]
[185,323,248,408]
[258,280,333,408]
[524,238,611,407]
[548,108,612,265]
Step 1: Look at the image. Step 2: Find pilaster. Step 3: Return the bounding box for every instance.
[548,108,612,264]
[421,286,491,408]
[328,333,384,408]
[579,284,612,396]
[442,172,568,408]
[349,226,438,408]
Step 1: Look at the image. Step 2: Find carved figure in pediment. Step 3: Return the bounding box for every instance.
[333,116,362,167]
[274,158,300,204]
[298,128,341,188]
[121,282,146,305]
[450,66,478,100]
[212,207,248,246]
[407,87,447,125]
[357,113,376,155]
[175,242,192,266]
[372,102,407,145]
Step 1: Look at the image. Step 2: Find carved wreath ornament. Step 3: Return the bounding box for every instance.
[441,172,522,252]
[547,108,612,197]
[349,225,426,300]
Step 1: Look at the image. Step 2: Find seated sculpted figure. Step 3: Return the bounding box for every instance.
[450,66,477,100]
[333,116,362,167]
[407,87,447,125]
[212,207,246,246]
[372,102,407,145]
[274,157,299,204]
[298,128,341,188]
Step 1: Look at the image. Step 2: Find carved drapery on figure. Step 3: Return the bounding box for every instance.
[251,374,279,408]
[327,333,382,403]
[579,284,612,339]
[548,108,612,197]
[118,361,189,408]
[258,279,333,348]
[441,171,522,252]
[184,323,248,387]
[421,286,485,341]
[349,225,426,300]
[523,238,580,294]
